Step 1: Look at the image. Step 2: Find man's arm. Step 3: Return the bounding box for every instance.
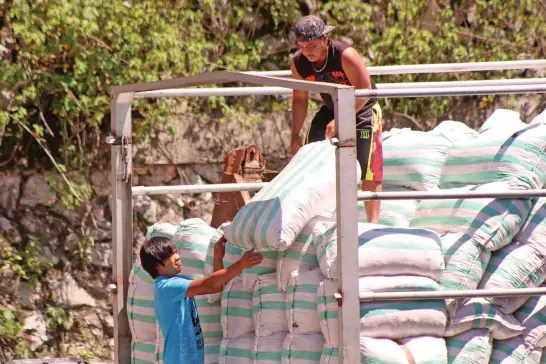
[341,47,373,112]
[185,248,262,297]
[290,57,309,155]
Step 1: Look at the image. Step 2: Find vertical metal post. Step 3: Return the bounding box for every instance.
[111,92,135,364]
[332,87,360,363]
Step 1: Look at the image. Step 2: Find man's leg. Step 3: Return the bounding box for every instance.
[305,106,334,144]
[356,103,384,224]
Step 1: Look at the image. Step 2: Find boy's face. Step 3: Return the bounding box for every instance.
[297,36,328,63]
[157,252,182,277]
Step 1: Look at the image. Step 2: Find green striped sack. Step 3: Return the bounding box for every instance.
[221,275,254,339]
[219,334,255,364]
[382,130,453,191]
[329,185,419,228]
[478,109,527,135]
[204,340,222,364]
[399,336,448,364]
[360,297,447,340]
[253,332,286,364]
[242,249,278,292]
[173,218,216,279]
[127,283,157,342]
[446,329,493,364]
[282,333,324,364]
[313,221,444,281]
[224,140,361,251]
[439,122,546,190]
[130,222,178,284]
[479,243,546,315]
[131,340,156,364]
[440,233,491,291]
[445,298,523,340]
[430,120,478,144]
[204,223,244,303]
[515,284,546,349]
[490,336,542,364]
[196,296,223,343]
[277,217,321,293]
[252,273,288,337]
[410,182,532,251]
[285,268,323,335]
[439,233,491,314]
[515,198,546,251]
[321,277,447,342]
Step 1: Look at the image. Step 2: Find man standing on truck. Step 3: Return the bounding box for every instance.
[289,15,383,224]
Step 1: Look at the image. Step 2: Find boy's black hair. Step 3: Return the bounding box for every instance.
[139,236,177,279]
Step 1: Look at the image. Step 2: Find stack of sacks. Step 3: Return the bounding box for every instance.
[382,129,453,191]
[313,220,448,363]
[479,198,546,315]
[444,298,525,364]
[129,222,177,364]
[439,110,546,190]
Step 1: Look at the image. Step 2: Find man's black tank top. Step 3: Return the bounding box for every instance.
[293,40,377,113]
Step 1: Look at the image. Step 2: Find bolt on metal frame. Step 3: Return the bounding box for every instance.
[111,61,546,364]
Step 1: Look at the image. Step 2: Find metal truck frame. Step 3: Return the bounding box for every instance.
[110,59,546,364]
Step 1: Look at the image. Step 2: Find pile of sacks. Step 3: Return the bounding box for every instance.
[128,107,546,364]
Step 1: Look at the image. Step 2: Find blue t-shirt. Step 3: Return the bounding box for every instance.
[155,275,204,364]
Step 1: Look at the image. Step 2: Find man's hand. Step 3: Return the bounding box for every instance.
[238,248,263,269]
[326,119,336,138]
[290,135,303,155]
[213,236,226,261]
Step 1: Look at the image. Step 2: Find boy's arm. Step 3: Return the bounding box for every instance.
[186,248,262,297]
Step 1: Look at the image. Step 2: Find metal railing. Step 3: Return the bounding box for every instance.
[111,60,546,364]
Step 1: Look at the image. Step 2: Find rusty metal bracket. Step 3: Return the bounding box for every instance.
[334,291,343,307]
[105,135,133,145]
[329,137,356,148]
[107,135,132,182]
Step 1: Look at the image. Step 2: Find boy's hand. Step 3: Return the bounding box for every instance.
[214,236,227,261]
[238,248,263,269]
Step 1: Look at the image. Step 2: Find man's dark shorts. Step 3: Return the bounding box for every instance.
[305,103,383,182]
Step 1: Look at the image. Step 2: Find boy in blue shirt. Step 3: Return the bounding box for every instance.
[139,235,263,364]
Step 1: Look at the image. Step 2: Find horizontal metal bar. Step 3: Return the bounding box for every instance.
[355,83,546,98]
[358,189,546,201]
[132,182,268,196]
[359,287,546,302]
[134,78,546,99]
[248,60,546,78]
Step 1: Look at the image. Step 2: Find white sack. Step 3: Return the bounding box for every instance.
[515,285,546,350]
[221,276,254,339]
[282,333,324,364]
[252,273,288,337]
[127,283,156,342]
[219,334,255,364]
[445,298,524,340]
[490,336,542,364]
[225,140,361,251]
[479,242,546,314]
[411,182,532,251]
[313,220,444,280]
[446,329,493,364]
[253,332,287,364]
[286,268,323,335]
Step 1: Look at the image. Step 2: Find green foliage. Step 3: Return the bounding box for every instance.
[75,234,95,265]
[0,306,27,358]
[1,235,53,287]
[45,172,92,210]
[0,0,543,174]
[46,306,73,332]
